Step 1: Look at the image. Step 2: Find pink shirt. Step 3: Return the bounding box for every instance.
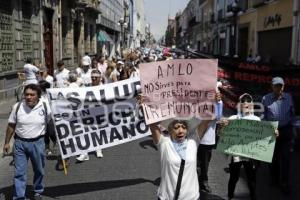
[97,62,107,75]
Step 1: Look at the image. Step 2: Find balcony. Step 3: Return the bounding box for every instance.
[252,0,272,8]
[76,0,101,14]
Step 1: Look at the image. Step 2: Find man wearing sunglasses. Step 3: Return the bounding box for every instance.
[262,77,295,194]
[76,69,104,162]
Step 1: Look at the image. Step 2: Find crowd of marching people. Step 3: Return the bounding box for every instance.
[2,47,297,200]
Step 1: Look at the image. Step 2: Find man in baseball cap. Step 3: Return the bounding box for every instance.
[272,76,284,85]
[262,76,295,194]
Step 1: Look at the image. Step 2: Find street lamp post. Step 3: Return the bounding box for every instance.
[231,1,240,58]
[118,18,128,54]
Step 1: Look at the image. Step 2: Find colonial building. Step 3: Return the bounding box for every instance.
[0,0,46,99]
[97,0,123,58]
[237,0,294,64]
[133,0,145,48]
[165,18,176,47]
[0,0,100,99]
[62,0,100,67]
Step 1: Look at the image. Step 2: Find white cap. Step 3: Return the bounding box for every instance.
[117,61,124,65]
[82,57,91,66]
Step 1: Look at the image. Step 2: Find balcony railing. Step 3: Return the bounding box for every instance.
[76,0,99,9]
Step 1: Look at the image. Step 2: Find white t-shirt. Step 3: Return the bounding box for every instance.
[45,75,54,88]
[24,63,39,85]
[76,67,92,86]
[200,101,223,145]
[98,63,107,75]
[200,122,217,145]
[228,114,261,162]
[68,82,80,88]
[157,132,200,200]
[8,100,51,139]
[54,68,70,88]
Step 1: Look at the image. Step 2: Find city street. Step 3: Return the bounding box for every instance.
[1,132,300,200]
[1,1,300,200]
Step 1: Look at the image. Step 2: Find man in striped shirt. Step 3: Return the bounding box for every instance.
[262,77,295,194]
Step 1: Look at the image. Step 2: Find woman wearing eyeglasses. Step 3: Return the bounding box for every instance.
[224,93,261,200]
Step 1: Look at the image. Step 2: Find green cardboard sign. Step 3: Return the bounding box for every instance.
[217,119,278,163]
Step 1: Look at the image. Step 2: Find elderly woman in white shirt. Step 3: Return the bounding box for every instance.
[149,119,212,200]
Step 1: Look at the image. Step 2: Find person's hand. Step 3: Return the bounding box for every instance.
[137,94,144,105]
[3,143,10,156]
[217,118,229,135]
[137,95,150,105]
[216,91,221,102]
[220,118,229,127]
[274,129,279,137]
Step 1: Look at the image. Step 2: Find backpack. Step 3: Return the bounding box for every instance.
[15,101,48,125]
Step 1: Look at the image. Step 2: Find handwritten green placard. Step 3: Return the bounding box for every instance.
[217,119,278,163]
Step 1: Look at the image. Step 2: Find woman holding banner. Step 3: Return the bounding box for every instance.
[222,93,277,200]
[149,119,212,200]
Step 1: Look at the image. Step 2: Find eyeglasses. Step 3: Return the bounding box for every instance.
[240,96,252,103]
[91,76,101,79]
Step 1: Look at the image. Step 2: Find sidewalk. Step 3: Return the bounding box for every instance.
[0,98,17,156]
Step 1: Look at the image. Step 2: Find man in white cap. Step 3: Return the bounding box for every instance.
[114,60,124,80]
[76,56,92,86]
[262,76,295,194]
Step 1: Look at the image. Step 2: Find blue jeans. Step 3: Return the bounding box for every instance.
[13,137,45,200]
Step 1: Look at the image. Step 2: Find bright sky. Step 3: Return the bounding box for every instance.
[144,0,189,40]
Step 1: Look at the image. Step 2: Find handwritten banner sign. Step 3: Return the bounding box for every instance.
[47,78,151,159]
[140,59,218,124]
[217,119,278,163]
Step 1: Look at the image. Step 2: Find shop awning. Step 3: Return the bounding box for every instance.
[97,30,114,43]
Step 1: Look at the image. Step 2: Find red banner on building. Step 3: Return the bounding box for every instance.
[218,59,300,115]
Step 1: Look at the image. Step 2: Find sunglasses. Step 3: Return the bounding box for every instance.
[240,97,253,103]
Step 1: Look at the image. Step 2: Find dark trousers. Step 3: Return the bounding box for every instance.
[228,160,256,199]
[197,144,214,184]
[44,119,56,146]
[269,125,294,185]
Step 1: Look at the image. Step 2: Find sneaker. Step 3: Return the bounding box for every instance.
[76,154,89,162]
[34,194,43,200]
[45,148,53,156]
[96,149,103,158]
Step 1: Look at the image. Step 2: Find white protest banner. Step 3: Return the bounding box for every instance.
[47,77,150,159]
[139,59,218,124]
[217,119,278,163]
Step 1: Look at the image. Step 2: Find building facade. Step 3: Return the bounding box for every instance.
[97,0,123,58]
[237,0,294,64]
[133,0,145,48]
[0,0,100,99]
[169,0,298,66]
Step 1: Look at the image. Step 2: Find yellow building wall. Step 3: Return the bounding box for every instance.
[239,11,257,54]
[238,0,293,55]
[257,0,293,31]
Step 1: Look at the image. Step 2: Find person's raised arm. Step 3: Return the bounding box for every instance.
[197,120,212,139]
[137,94,161,144]
[149,123,161,144]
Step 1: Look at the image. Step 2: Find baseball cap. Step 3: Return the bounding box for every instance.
[117,61,124,65]
[272,77,284,85]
